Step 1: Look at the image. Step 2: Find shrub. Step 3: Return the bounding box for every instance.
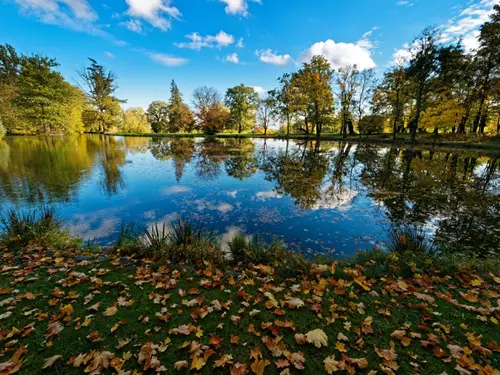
[0,207,81,250]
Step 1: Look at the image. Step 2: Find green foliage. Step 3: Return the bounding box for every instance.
[359,115,385,135]
[0,207,81,250]
[225,84,259,133]
[80,59,123,133]
[146,100,169,133]
[122,107,151,133]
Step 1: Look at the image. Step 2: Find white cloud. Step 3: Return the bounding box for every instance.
[220,0,261,17]
[396,1,414,6]
[126,0,181,31]
[439,0,497,51]
[105,51,115,58]
[256,49,293,66]
[12,0,101,34]
[223,53,239,64]
[236,37,245,48]
[121,19,143,33]
[299,35,376,70]
[176,31,235,50]
[252,86,266,94]
[148,52,188,66]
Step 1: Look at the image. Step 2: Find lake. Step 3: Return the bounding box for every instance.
[0,135,498,257]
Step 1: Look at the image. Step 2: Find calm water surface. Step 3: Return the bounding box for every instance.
[0,135,498,257]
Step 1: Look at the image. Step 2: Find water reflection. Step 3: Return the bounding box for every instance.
[0,135,498,256]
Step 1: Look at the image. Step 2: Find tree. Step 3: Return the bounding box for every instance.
[79,58,123,133]
[354,68,377,131]
[269,74,295,136]
[358,115,385,135]
[147,101,169,133]
[14,55,80,134]
[192,86,225,133]
[168,80,194,133]
[406,27,440,141]
[292,56,335,136]
[337,65,360,136]
[122,107,151,133]
[373,61,409,139]
[257,95,275,135]
[472,5,500,133]
[225,84,259,134]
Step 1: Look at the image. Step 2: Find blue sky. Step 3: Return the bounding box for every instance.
[0,0,497,108]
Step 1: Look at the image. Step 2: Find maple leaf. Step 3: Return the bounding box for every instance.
[42,355,62,369]
[289,352,305,370]
[285,297,305,309]
[250,359,270,375]
[174,360,188,370]
[335,341,347,352]
[231,362,248,375]
[275,359,290,368]
[324,355,341,374]
[191,356,206,371]
[415,292,435,304]
[306,329,328,348]
[0,311,12,320]
[104,306,118,316]
[45,321,64,339]
[295,333,307,344]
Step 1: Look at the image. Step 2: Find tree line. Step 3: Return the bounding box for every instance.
[0,5,498,140]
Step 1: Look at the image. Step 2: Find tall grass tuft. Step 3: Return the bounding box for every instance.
[387,225,437,256]
[115,219,223,264]
[0,207,81,250]
[228,235,288,265]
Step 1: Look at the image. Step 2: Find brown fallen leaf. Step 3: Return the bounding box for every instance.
[250,359,270,375]
[42,355,62,369]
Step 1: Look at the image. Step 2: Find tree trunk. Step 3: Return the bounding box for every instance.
[411,83,424,142]
[496,114,500,135]
[286,112,290,136]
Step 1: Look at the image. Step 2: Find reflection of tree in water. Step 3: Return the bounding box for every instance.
[195,138,257,181]
[149,138,196,182]
[99,135,127,195]
[124,136,151,153]
[0,135,104,203]
[223,138,257,180]
[356,146,500,255]
[261,141,329,209]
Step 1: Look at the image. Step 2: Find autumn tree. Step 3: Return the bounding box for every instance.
[405,27,440,141]
[168,80,195,133]
[192,86,228,134]
[337,65,360,136]
[292,56,335,136]
[269,73,295,135]
[354,68,377,131]
[225,84,259,134]
[257,95,275,135]
[472,4,500,133]
[122,107,151,133]
[79,59,123,133]
[147,101,169,133]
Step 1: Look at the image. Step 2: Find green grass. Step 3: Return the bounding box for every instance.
[0,247,498,374]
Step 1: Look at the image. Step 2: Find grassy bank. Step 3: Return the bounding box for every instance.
[103,131,500,151]
[0,212,499,374]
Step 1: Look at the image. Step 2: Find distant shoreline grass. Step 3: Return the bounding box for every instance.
[103,131,500,151]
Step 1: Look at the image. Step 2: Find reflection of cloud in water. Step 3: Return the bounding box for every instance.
[193,200,234,214]
[312,182,358,211]
[219,226,252,256]
[226,190,239,198]
[143,210,156,219]
[72,217,120,241]
[146,213,180,232]
[161,185,191,195]
[255,190,282,201]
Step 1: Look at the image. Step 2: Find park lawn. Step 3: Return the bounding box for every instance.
[0,248,499,375]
